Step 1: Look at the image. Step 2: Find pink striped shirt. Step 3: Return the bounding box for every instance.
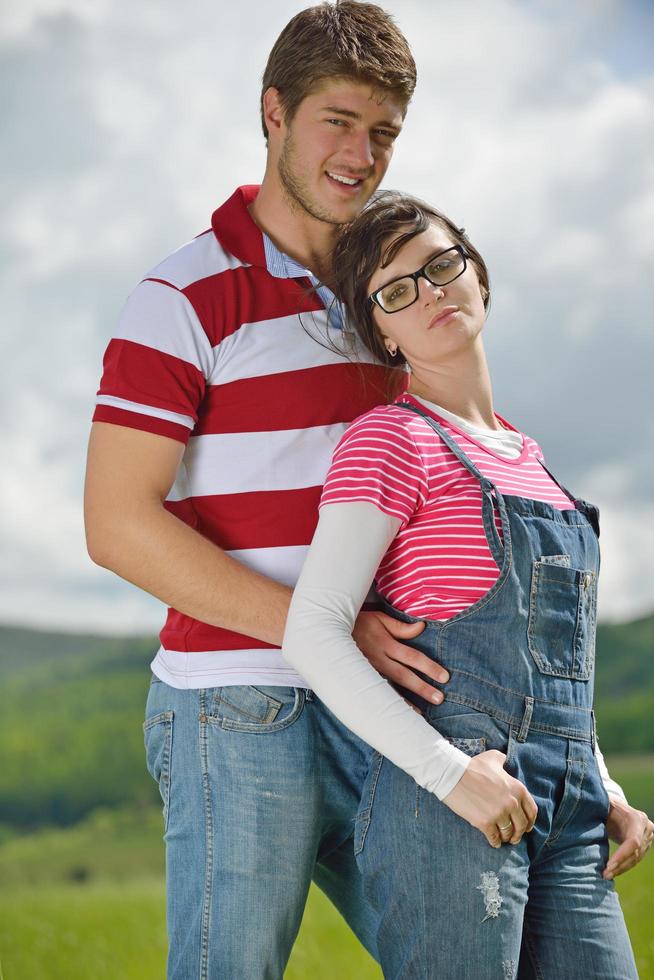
[320,392,575,620]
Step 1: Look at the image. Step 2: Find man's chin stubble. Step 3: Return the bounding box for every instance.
[279,162,347,227]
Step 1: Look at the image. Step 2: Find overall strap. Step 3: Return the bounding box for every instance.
[399,402,508,568]
[536,457,600,536]
[536,457,576,506]
[399,403,494,492]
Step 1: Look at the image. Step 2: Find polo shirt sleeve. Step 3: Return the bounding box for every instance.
[92,279,214,444]
[320,408,429,527]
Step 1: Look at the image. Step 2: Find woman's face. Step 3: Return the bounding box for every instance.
[368,221,487,366]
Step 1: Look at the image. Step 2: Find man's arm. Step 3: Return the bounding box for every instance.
[84,421,446,702]
[84,422,292,645]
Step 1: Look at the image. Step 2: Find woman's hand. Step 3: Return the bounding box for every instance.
[443,749,538,848]
[603,797,654,879]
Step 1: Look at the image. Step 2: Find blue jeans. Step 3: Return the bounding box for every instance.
[144,678,378,979]
[355,701,638,980]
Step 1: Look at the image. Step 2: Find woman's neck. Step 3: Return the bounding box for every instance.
[406,345,499,431]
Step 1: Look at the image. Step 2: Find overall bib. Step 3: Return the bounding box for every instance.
[354,405,637,980]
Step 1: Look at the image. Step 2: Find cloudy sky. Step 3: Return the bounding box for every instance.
[1,0,653,634]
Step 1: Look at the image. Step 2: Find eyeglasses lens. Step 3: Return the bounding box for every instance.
[377,248,465,313]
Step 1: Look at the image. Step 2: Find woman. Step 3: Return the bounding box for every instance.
[282,193,651,978]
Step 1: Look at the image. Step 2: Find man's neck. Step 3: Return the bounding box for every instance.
[249,173,339,283]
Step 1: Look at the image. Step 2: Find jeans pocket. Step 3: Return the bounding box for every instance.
[527,559,597,679]
[427,703,508,754]
[208,685,305,733]
[446,735,486,756]
[143,710,174,832]
[354,751,384,856]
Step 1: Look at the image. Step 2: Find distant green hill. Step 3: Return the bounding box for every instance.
[0,615,652,831]
[0,627,158,829]
[593,614,654,755]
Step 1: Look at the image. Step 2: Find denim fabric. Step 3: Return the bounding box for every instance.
[144,680,377,979]
[355,405,637,980]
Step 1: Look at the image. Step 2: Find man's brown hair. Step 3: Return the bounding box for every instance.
[260,1,416,139]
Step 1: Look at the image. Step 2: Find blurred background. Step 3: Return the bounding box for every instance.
[1,0,652,976]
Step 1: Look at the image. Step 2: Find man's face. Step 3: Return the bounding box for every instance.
[276,77,405,227]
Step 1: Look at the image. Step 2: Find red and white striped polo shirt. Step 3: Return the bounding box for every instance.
[93,185,393,687]
[320,392,575,621]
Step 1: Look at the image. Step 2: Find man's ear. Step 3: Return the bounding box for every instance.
[262,87,286,141]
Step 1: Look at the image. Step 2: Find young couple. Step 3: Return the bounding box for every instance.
[85,2,652,977]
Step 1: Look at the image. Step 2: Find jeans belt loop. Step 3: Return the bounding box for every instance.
[517,697,534,743]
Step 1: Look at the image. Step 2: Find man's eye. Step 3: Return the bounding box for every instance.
[373,129,397,142]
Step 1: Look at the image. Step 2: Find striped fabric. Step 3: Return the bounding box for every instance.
[93,185,395,682]
[320,392,575,621]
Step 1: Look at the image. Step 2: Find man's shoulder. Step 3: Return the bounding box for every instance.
[143,228,248,293]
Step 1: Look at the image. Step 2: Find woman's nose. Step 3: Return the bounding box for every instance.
[418,277,445,303]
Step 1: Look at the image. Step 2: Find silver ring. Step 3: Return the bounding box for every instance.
[498,821,512,831]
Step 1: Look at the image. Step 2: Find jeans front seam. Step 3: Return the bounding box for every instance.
[354,752,384,856]
[522,925,546,980]
[199,691,214,980]
[544,754,588,848]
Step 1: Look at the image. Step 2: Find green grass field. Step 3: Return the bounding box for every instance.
[0,757,652,979]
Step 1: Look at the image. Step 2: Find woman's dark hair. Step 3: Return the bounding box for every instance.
[331,191,491,375]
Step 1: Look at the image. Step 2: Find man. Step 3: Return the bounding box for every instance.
[85,3,448,976]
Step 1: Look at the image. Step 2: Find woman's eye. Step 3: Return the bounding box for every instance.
[426,260,452,275]
[386,284,407,302]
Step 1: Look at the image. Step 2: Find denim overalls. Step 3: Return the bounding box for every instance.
[355,405,637,980]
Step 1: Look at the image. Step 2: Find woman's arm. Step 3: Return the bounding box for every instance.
[595,741,626,802]
[283,501,471,800]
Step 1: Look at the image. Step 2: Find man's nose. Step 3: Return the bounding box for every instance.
[343,130,375,170]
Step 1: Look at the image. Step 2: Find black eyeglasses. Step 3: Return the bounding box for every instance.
[368,245,468,314]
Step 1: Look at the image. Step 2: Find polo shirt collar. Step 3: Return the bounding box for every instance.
[211,185,345,331]
[211,185,266,268]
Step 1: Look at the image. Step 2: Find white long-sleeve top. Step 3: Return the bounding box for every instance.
[282,401,625,803]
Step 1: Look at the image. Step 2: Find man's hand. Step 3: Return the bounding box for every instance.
[603,797,654,879]
[352,610,448,703]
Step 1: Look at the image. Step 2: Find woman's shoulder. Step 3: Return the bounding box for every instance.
[520,432,545,461]
[347,398,431,432]
[342,401,424,437]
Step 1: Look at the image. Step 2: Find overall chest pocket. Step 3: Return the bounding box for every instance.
[527,557,597,679]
